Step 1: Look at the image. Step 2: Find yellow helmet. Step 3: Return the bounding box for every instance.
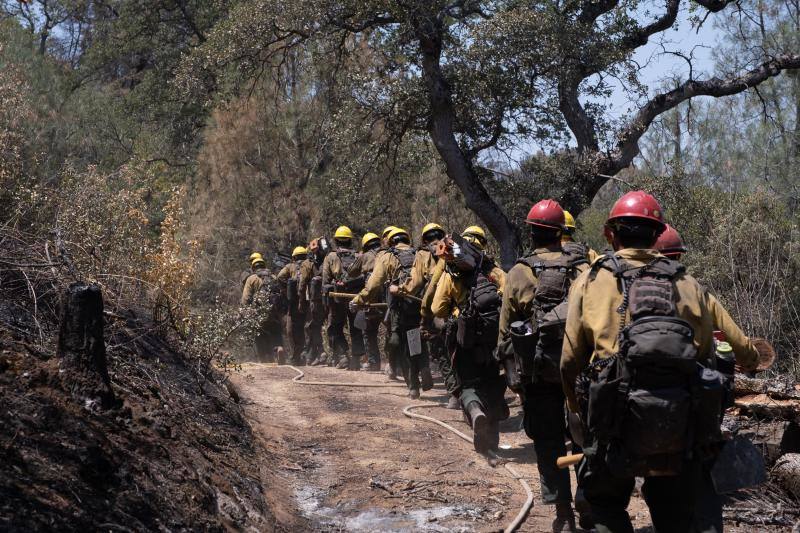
[421,222,444,235]
[292,246,308,258]
[381,225,397,239]
[251,256,266,267]
[334,226,354,240]
[361,232,380,250]
[249,252,263,262]
[387,227,410,243]
[462,225,486,240]
[563,210,576,231]
[463,234,484,250]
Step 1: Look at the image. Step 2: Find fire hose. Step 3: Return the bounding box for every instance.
[286,365,534,533]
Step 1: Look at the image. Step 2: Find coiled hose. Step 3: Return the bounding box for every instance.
[286,365,534,532]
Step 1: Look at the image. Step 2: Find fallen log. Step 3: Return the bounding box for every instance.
[735,394,800,421]
[735,375,800,400]
[773,453,800,501]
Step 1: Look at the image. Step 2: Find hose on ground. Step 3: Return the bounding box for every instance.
[287,365,407,387]
[285,365,534,532]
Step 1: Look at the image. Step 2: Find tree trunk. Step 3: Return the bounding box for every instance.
[417,29,521,269]
[57,282,116,408]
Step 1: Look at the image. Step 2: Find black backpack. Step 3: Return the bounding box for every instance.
[586,255,725,476]
[514,252,587,383]
[388,247,420,322]
[455,262,502,361]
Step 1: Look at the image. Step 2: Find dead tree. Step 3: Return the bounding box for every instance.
[57,282,116,408]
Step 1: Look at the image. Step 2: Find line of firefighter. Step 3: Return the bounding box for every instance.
[241,191,769,533]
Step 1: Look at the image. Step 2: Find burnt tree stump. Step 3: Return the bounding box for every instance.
[57,282,116,408]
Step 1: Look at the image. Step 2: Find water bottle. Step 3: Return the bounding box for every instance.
[715,341,735,376]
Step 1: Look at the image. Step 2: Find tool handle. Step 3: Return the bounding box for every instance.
[556,453,584,469]
[329,291,358,299]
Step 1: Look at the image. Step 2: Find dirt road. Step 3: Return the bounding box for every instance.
[233,363,659,532]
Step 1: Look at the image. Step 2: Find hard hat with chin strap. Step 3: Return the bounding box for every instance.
[251,257,266,268]
[249,252,263,262]
[655,224,686,256]
[381,226,397,239]
[292,246,308,258]
[421,222,444,236]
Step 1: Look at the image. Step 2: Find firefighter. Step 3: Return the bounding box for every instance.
[351,227,421,397]
[241,255,286,363]
[277,246,308,366]
[497,199,590,532]
[299,238,327,365]
[240,252,264,288]
[322,226,366,370]
[561,191,761,533]
[348,232,383,371]
[562,210,599,263]
[401,222,447,391]
[431,229,507,461]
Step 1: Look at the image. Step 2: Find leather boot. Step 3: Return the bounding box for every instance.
[466,401,490,454]
[552,502,577,533]
[348,355,361,371]
[336,357,349,369]
[408,388,420,400]
[420,366,434,391]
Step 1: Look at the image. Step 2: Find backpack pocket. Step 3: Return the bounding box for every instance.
[622,316,697,374]
[587,360,622,440]
[534,300,568,383]
[622,387,691,456]
[456,311,477,348]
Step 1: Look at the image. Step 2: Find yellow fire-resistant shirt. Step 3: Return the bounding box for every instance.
[277,260,302,282]
[401,246,438,296]
[497,245,589,344]
[431,266,506,319]
[348,248,379,278]
[298,259,321,302]
[322,248,355,285]
[560,247,759,412]
[351,243,414,306]
[241,271,267,306]
[420,259,447,319]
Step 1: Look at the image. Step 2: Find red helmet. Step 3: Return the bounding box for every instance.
[607,191,665,228]
[655,224,686,256]
[526,199,565,229]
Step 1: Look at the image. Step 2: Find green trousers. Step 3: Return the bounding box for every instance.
[579,442,722,533]
[523,381,572,504]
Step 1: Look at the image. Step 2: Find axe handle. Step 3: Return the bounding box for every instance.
[557,453,584,469]
[329,292,358,299]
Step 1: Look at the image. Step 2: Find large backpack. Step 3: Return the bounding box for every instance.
[286,262,302,311]
[335,249,365,293]
[586,255,725,476]
[455,261,503,362]
[513,252,587,384]
[388,247,420,322]
[255,268,288,315]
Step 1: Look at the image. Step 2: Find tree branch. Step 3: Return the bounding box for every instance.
[612,53,800,169]
[558,79,599,152]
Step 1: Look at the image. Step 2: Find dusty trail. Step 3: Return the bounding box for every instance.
[232,363,656,532]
